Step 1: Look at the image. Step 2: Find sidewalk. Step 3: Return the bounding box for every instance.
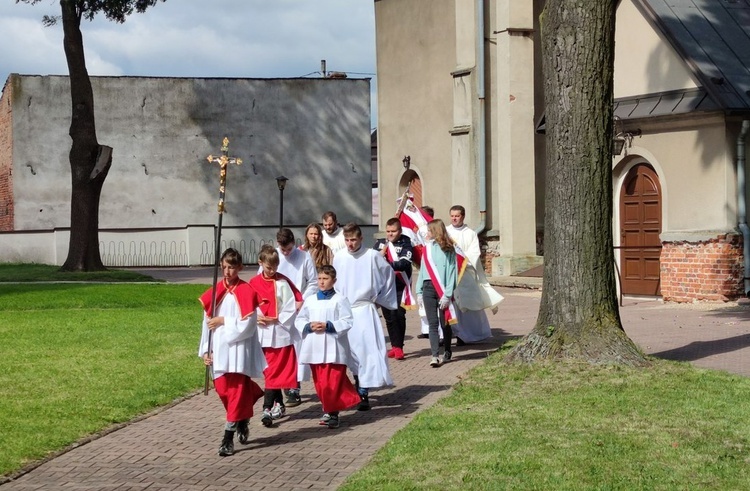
[2,269,749,490]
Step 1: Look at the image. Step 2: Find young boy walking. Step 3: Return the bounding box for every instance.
[248,244,301,427]
[294,265,361,428]
[198,248,266,457]
[332,223,397,410]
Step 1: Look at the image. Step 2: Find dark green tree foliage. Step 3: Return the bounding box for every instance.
[506,0,647,366]
[17,0,165,271]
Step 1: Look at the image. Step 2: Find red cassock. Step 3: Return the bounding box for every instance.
[310,364,361,413]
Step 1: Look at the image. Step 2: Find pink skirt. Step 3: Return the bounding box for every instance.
[311,363,361,413]
[213,373,264,422]
[262,345,298,389]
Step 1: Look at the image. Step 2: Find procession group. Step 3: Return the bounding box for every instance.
[198,204,503,456]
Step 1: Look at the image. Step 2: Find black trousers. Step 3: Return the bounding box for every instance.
[382,285,406,349]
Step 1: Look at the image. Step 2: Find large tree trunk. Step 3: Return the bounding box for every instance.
[506,0,646,366]
[59,0,110,272]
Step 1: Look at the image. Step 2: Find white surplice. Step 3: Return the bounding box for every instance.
[294,293,354,365]
[275,247,319,299]
[332,246,396,388]
[198,291,267,380]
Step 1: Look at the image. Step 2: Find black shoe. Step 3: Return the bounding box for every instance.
[417,333,429,339]
[456,337,466,346]
[218,430,234,457]
[261,408,273,428]
[357,393,370,411]
[327,414,340,429]
[237,420,249,444]
[443,351,452,363]
[285,389,302,407]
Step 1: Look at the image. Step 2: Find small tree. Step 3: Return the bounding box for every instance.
[18,0,165,271]
[506,0,646,365]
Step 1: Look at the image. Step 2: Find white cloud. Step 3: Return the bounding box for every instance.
[0,0,377,124]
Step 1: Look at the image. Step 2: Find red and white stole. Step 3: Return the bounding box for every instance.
[386,241,416,309]
[199,278,257,319]
[249,272,301,319]
[422,242,458,325]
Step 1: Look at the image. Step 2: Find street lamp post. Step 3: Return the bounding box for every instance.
[275,175,289,228]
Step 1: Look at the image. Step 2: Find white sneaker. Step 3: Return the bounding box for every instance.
[271,402,286,419]
[429,356,441,367]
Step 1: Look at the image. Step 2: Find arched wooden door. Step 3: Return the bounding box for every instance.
[619,164,662,295]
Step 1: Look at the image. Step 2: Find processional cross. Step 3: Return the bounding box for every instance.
[203,137,242,395]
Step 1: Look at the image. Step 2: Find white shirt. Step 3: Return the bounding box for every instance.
[322,227,347,255]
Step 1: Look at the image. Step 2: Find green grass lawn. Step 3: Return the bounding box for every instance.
[341,351,750,490]
[0,282,206,477]
[0,263,159,283]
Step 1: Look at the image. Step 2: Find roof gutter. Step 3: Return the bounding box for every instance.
[474,0,487,235]
[737,120,750,296]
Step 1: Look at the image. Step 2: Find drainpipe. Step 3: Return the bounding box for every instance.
[474,0,487,235]
[738,120,750,296]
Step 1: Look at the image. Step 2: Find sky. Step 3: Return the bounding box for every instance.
[0,0,378,127]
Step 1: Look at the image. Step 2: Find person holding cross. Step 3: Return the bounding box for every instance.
[199,248,266,457]
[373,217,414,360]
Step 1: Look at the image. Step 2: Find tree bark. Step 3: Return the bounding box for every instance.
[59,0,110,271]
[505,0,647,366]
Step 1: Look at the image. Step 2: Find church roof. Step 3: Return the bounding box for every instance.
[635,0,750,111]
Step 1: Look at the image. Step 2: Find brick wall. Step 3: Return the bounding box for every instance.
[0,76,13,231]
[660,234,744,302]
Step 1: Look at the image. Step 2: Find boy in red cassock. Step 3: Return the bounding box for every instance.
[199,248,266,457]
[248,244,302,427]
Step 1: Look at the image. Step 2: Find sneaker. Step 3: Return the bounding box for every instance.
[442,351,452,363]
[319,413,331,426]
[261,408,273,428]
[327,414,340,429]
[237,420,250,445]
[387,348,396,358]
[271,402,286,420]
[218,430,234,457]
[285,389,302,407]
[392,347,405,360]
[429,356,441,367]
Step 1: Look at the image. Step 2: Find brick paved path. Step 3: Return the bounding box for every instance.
[3,280,749,490]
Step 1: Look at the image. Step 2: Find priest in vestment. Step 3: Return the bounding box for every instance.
[446,205,504,344]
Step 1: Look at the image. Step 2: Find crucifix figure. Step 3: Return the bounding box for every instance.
[207,137,243,214]
[203,137,242,395]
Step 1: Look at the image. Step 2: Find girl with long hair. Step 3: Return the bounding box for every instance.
[415,219,457,367]
[300,222,333,268]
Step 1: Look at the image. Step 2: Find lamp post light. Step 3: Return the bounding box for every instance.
[402,155,411,170]
[275,175,289,229]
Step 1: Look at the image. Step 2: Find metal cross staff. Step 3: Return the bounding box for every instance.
[204,137,242,395]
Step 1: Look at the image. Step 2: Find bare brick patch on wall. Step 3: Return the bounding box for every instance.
[660,234,744,302]
[0,77,13,231]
